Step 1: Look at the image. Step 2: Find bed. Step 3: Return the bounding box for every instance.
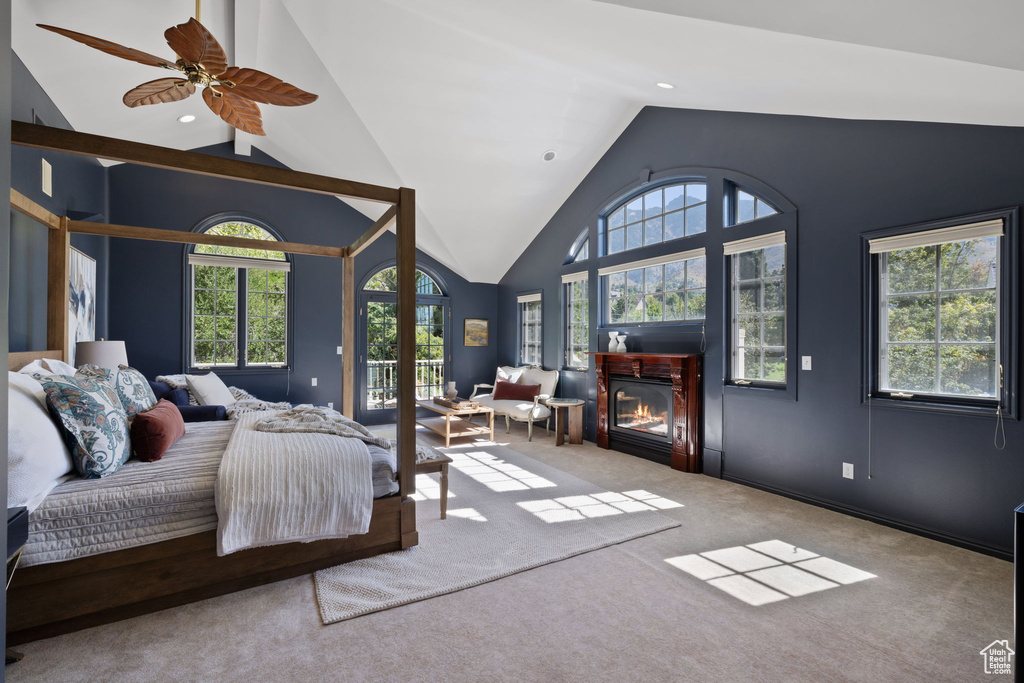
[6,122,421,646]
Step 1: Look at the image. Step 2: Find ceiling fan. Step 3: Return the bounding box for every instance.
[37,14,318,136]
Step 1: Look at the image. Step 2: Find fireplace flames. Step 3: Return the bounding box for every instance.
[617,395,668,436]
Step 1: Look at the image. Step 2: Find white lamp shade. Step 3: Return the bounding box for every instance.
[75,340,128,370]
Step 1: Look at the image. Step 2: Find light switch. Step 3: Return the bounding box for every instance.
[311,377,318,387]
[801,356,812,371]
[336,346,343,355]
[327,402,334,409]
[41,158,52,197]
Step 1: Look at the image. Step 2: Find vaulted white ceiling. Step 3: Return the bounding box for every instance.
[12,0,1024,283]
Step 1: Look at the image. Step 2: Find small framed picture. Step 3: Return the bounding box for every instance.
[464,318,489,346]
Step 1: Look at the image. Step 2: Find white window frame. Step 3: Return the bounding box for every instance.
[562,272,589,369]
[870,219,1003,401]
[188,252,291,370]
[600,248,706,325]
[725,232,786,384]
[518,293,543,366]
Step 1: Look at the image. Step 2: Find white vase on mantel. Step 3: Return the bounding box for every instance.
[615,334,627,353]
[607,331,618,353]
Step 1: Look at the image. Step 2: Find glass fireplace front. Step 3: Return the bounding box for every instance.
[610,379,672,444]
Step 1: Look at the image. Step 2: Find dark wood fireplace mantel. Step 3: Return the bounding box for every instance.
[591,352,703,473]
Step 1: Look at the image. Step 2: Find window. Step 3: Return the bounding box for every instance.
[518,293,542,365]
[605,182,707,255]
[189,220,289,369]
[362,266,447,411]
[731,188,778,225]
[726,232,786,384]
[573,238,589,262]
[601,249,706,325]
[869,220,1003,401]
[563,273,589,369]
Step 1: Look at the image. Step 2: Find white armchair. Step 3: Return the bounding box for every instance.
[470,365,560,441]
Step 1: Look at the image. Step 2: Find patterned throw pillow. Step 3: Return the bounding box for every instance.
[114,365,158,419]
[38,374,130,478]
[76,364,157,421]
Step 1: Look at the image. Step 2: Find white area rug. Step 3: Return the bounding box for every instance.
[314,442,681,624]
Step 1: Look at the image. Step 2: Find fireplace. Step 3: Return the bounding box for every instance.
[593,352,702,473]
[610,378,673,445]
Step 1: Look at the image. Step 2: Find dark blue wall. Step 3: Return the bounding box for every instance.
[499,106,1024,556]
[9,53,109,351]
[107,144,496,418]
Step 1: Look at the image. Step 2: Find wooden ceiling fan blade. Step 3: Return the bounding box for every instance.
[217,67,318,107]
[123,78,196,107]
[203,87,265,136]
[38,24,178,70]
[165,18,228,76]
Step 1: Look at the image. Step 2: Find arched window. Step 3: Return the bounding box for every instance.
[188,219,290,369]
[361,265,449,414]
[565,228,590,264]
[605,181,707,255]
[729,187,779,226]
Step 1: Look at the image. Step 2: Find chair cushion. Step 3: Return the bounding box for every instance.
[493,380,540,401]
[494,365,523,386]
[474,394,551,421]
[519,367,559,397]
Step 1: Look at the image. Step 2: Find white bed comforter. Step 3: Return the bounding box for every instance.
[216,414,373,556]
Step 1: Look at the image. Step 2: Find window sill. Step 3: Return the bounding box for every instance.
[724,381,794,401]
[863,395,1007,419]
[190,366,290,375]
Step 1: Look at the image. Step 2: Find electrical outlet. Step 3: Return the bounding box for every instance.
[311,377,318,387]
[801,356,812,371]
[41,159,52,197]
[327,402,334,409]
[336,346,343,355]
[842,462,854,479]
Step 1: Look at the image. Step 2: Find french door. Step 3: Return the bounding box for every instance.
[360,295,449,422]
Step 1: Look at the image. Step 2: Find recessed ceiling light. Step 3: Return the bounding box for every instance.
[656,82,674,89]
[542,150,556,162]
[177,114,196,123]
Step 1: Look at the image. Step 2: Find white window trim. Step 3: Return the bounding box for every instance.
[729,238,787,385]
[597,247,705,277]
[868,219,1003,254]
[875,224,1002,400]
[723,231,786,256]
[561,270,588,284]
[517,292,542,304]
[188,253,291,272]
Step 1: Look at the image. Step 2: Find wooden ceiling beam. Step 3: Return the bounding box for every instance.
[348,205,398,257]
[67,219,347,258]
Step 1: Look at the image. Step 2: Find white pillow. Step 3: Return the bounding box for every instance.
[186,372,236,406]
[8,372,74,511]
[19,357,77,378]
[494,366,524,387]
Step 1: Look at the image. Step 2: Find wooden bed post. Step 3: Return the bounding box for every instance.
[396,187,418,548]
[341,255,356,418]
[47,216,70,358]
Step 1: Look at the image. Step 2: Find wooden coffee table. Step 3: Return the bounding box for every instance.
[415,399,494,447]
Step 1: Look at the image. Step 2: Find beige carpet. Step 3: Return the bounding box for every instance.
[315,443,679,623]
[5,424,1013,682]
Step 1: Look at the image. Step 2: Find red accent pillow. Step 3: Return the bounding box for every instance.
[131,399,186,462]
[493,379,541,401]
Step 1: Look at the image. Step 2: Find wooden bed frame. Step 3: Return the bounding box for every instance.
[5,122,420,646]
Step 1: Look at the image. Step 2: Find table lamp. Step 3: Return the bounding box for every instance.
[75,340,128,371]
